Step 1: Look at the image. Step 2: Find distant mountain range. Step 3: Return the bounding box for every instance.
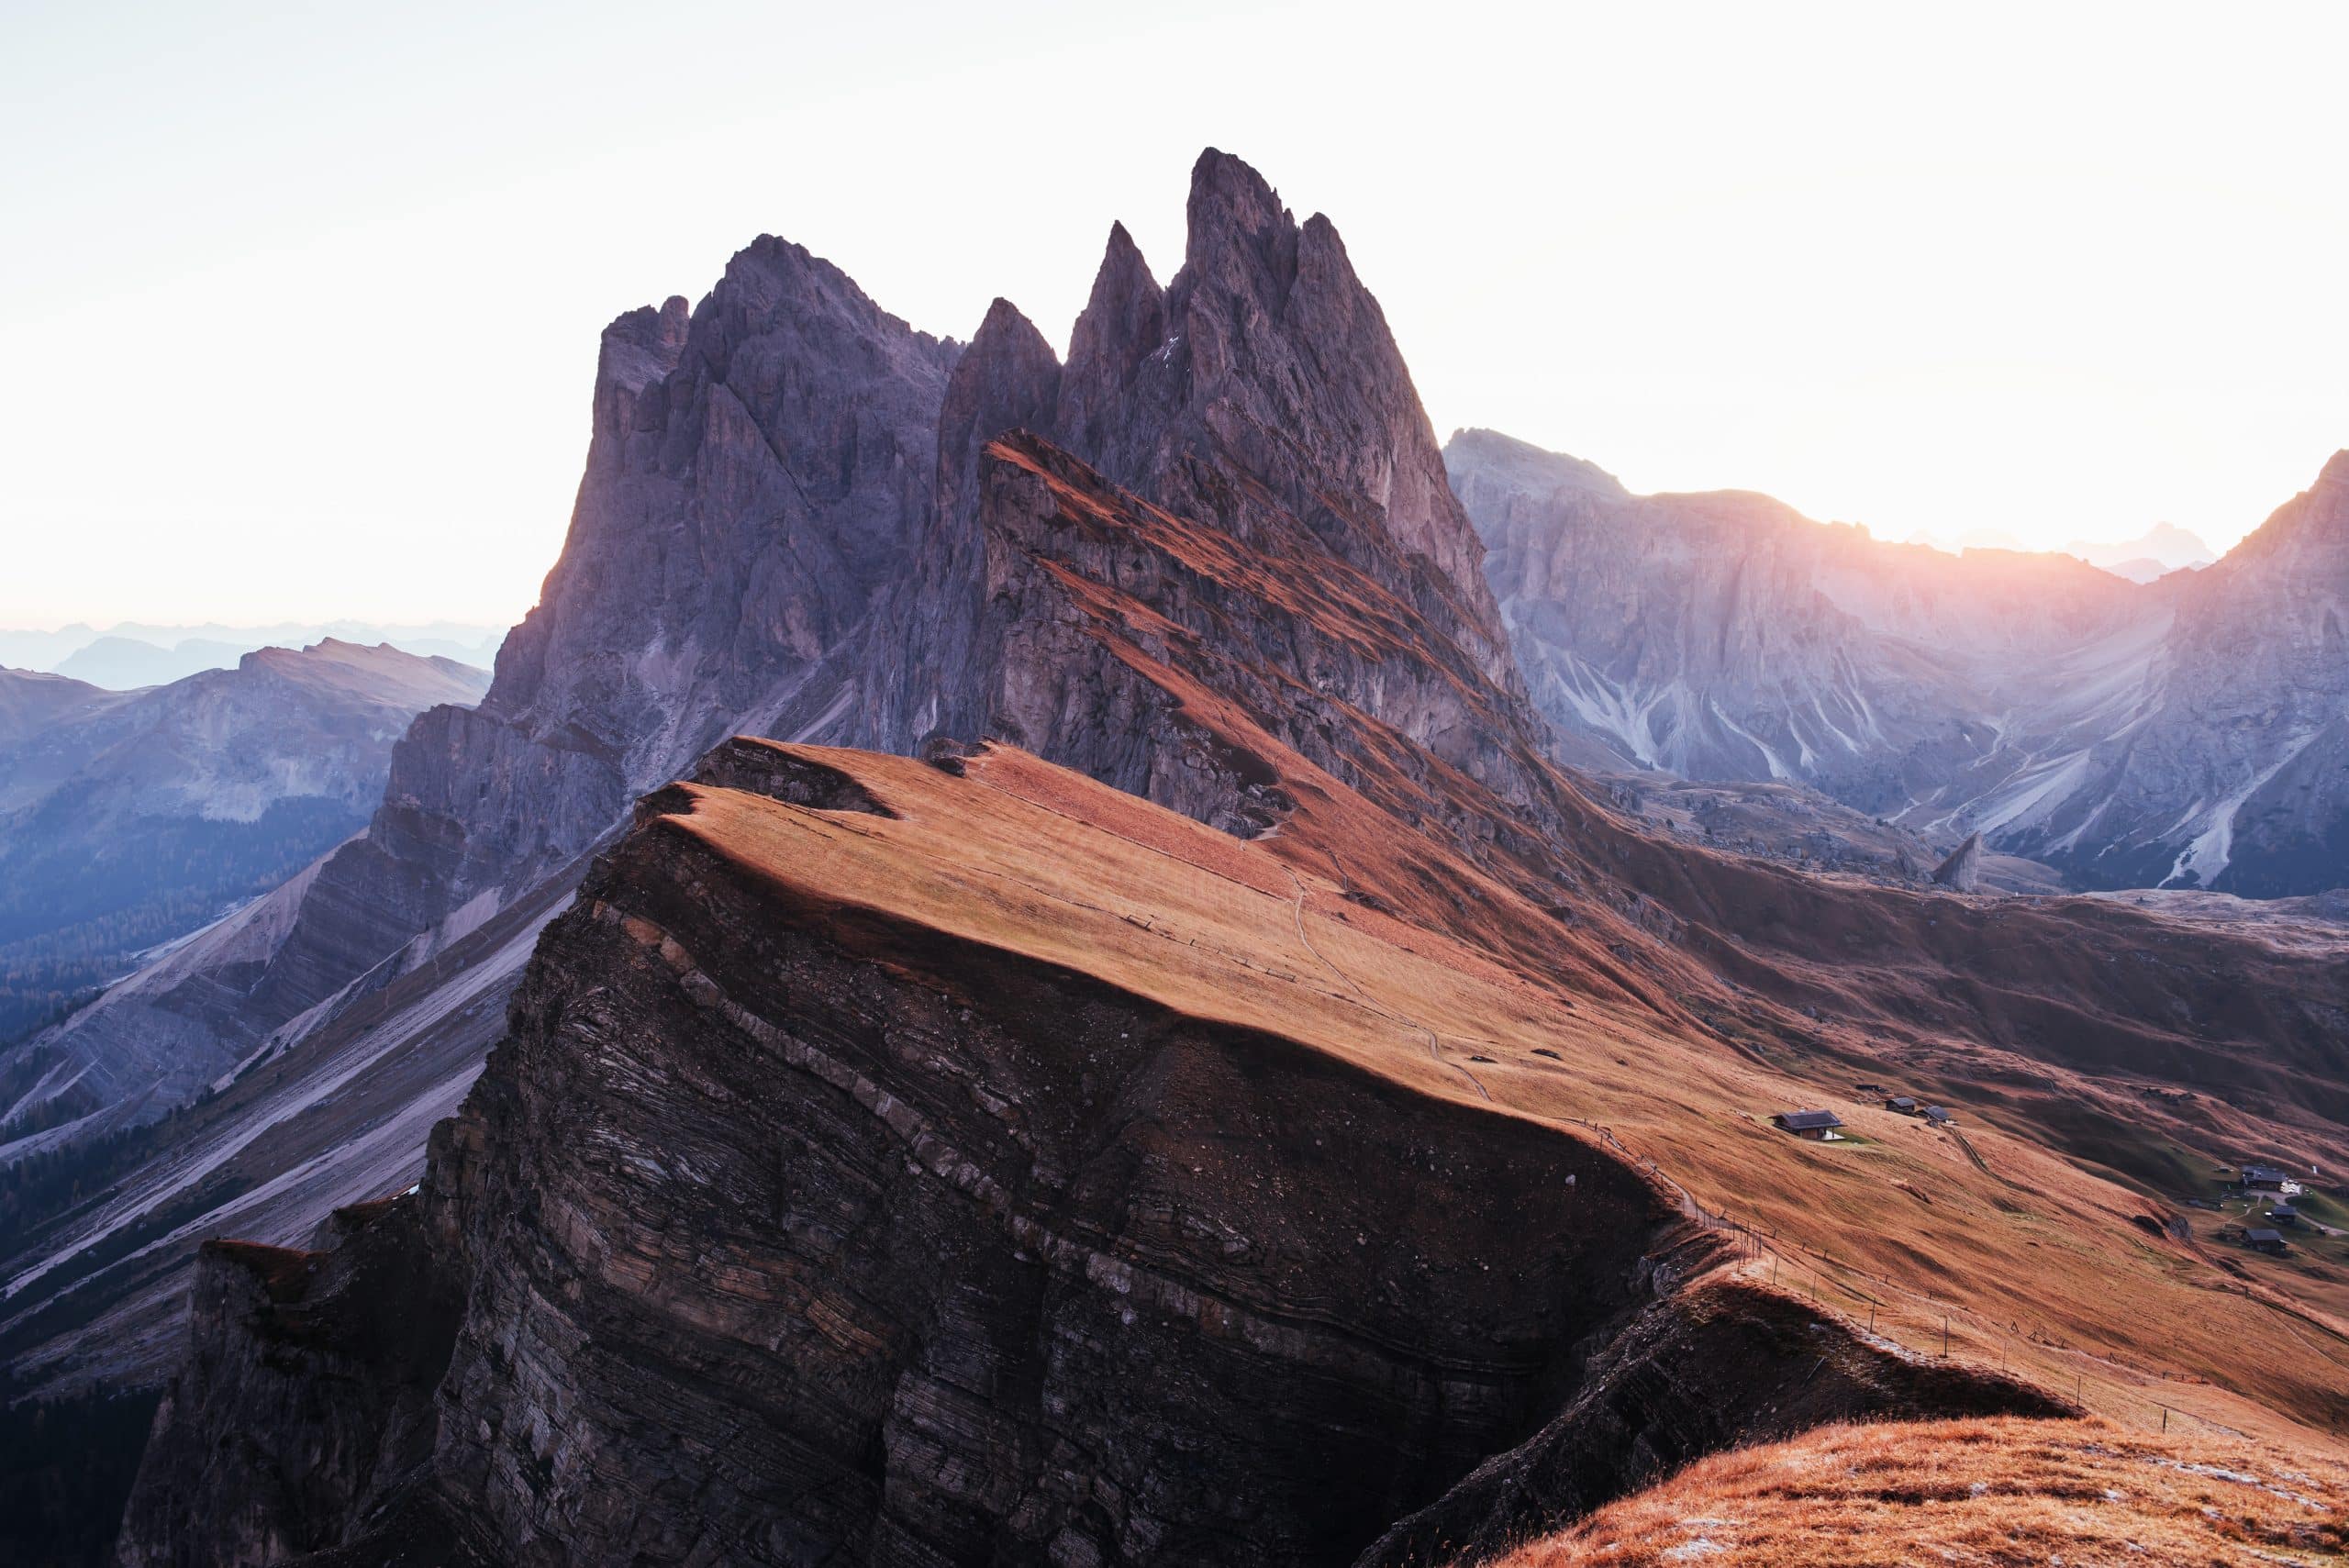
[2057,521,2216,581]
[1898,520,2217,582]
[0,620,506,689]
[1451,428,2349,896]
[0,640,487,1095]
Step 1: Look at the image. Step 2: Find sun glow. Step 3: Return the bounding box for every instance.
[1,1,2343,627]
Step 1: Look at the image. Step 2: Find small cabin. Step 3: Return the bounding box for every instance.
[1886,1095,1920,1115]
[2242,1164,2289,1192]
[1774,1109,1844,1140]
[2267,1205,2301,1227]
[2245,1227,2289,1255]
[1922,1105,1954,1126]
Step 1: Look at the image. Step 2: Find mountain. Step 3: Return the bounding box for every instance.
[1450,428,2349,895]
[113,742,2078,1568]
[51,637,247,689]
[0,626,107,673]
[14,150,1523,1177]
[0,641,488,1131]
[3,622,508,687]
[14,150,2349,1563]
[2062,520,2216,578]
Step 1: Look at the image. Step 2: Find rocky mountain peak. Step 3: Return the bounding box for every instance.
[952,300,1063,429]
[1176,147,1303,317]
[1069,220,1165,367]
[2321,449,2349,489]
[937,297,1062,520]
[1055,223,1170,469]
[1082,149,1510,655]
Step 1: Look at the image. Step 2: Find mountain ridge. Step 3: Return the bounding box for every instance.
[1451,428,2349,895]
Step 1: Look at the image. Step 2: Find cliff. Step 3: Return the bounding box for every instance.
[1449,428,2349,896]
[117,741,2066,1566]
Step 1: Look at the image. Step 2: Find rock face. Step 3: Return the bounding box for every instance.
[1450,428,2349,895]
[0,642,488,1126]
[1,146,1547,1426]
[25,245,961,1151]
[863,150,1519,766]
[1932,831,1984,891]
[25,149,1514,1162]
[115,744,2064,1568]
[2084,451,2349,894]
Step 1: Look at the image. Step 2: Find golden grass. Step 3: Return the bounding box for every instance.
[653,741,2349,1458]
[1490,1417,2347,1566]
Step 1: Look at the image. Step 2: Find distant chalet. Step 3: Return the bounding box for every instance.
[2267,1205,2301,1227]
[1922,1105,1954,1126]
[1887,1095,1920,1115]
[1774,1109,1844,1140]
[2244,1228,2289,1255]
[2241,1164,2290,1191]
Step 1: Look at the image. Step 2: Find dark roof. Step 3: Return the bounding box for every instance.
[1776,1109,1843,1131]
[2245,1228,2286,1243]
[2268,1205,2300,1218]
[1887,1095,1918,1106]
[2242,1163,2289,1182]
[1923,1105,1953,1118]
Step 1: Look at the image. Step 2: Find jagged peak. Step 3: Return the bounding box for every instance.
[943,297,1062,427]
[1188,148,1289,233]
[1179,148,1299,304]
[1085,224,1160,317]
[1103,218,1149,273]
[1065,223,1167,381]
[967,296,1057,363]
[694,232,957,364]
[937,297,1063,522]
[2320,448,2349,489]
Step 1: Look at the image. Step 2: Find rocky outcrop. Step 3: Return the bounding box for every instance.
[1931,831,1984,891]
[116,745,2062,1568]
[1450,428,2349,896]
[115,1213,463,1568]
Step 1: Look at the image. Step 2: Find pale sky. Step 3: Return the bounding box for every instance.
[3,1,2344,628]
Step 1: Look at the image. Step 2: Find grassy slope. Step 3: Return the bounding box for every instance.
[662,741,2349,1458]
[1488,1417,2346,1566]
